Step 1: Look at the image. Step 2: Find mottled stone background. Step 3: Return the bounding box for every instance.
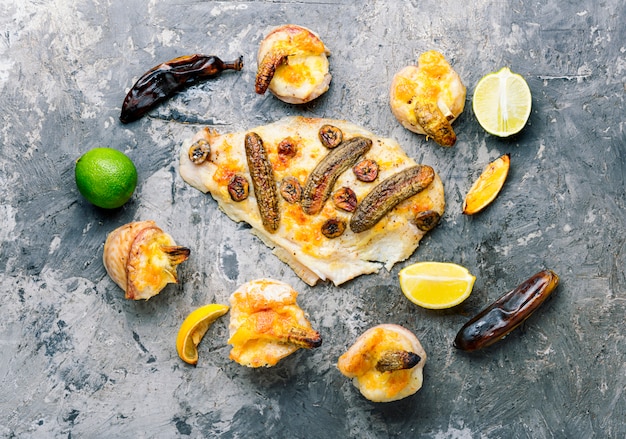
[1,1,625,438]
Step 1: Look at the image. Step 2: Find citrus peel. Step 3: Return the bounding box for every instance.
[176,304,230,365]
[463,154,510,215]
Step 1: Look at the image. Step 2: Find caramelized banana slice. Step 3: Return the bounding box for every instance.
[413,209,441,232]
[228,279,322,368]
[103,221,190,300]
[338,324,426,402]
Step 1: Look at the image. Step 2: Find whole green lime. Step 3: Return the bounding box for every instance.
[75,147,137,209]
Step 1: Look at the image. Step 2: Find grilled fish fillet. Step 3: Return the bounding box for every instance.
[179,116,445,286]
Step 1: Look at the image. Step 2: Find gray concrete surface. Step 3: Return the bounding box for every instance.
[1,1,625,438]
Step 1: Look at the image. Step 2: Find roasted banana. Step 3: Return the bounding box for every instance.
[301,136,372,215]
[350,165,435,233]
[454,270,559,351]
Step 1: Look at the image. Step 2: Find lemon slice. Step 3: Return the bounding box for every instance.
[463,153,510,215]
[472,67,531,137]
[399,262,476,309]
[176,304,229,365]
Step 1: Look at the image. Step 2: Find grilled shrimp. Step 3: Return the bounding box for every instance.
[103,221,190,300]
[255,24,331,104]
[390,50,466,146]
[228,279,322,368]
[337,324,426,402]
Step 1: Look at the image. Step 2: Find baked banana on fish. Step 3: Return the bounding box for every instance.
[227,278,322,368]
[103,220,190,300]
[179,116,445,286]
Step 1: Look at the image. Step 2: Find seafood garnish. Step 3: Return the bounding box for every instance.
[390,50,466,146]
[103,221,190,300]
[255,24,331,104]
[337,324,426,402]
[228,279,322,368]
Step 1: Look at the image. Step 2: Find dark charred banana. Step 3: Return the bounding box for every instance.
[301,136,372,215]
[454,270,560,352]
[349,165,435,233]
[120,55,243,124]
[375,350,421,372]
[244,132,280,233]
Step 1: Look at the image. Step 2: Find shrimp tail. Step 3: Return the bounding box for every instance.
[287,327,323,349]
[255,51,288,94]
[375,350,421,372]
[414,99,457,147]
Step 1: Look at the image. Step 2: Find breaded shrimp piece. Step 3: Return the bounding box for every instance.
[255,24,331,104]
[390,50,466,146]
[228,278,322,368]
[337,324,426,402]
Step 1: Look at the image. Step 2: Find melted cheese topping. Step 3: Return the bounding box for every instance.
[337,324,426,402]
[228,279,315,367]
[390,50,466,135]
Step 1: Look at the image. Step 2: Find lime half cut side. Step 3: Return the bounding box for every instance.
[472,67,532,137]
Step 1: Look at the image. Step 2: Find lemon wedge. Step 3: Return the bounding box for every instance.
[399,262,476,309]
[463,153,510,215]
[472,67,531,137]
[176,304,229,365]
